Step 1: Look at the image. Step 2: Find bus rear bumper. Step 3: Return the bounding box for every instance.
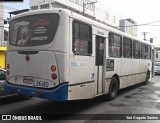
[4,81,68,101]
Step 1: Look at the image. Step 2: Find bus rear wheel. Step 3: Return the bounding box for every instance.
[144,71,150,85]
[108,77,119,100]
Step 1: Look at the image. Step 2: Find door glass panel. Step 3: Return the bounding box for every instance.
[96,36,104,66]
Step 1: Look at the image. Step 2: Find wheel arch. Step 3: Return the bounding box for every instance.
[147,69,150,79]
[112,74,120,90]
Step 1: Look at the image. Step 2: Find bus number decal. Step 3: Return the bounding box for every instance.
[91,73,94,79]
[33,80,49,88]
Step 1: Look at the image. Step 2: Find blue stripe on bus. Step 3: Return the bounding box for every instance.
[4,81,68,101]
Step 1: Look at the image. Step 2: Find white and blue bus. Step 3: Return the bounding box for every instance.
[4,9,154,101]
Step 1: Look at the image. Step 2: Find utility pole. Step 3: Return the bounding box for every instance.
[141,32,149,41]
[83,0,97,16]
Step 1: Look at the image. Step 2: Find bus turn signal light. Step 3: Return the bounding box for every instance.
[51,65,56,72]
[51,73,57,80]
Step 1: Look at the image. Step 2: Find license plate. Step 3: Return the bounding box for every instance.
[23,78,33,84]
[23,78,49,88]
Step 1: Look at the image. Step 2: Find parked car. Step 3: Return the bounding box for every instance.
[0,68,9,97]
[0,68,30,99]
[155,62,160,75]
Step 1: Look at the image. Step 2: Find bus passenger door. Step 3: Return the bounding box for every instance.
[95,35,105,95]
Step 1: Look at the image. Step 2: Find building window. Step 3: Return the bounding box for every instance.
[72,20,92,55]
[133,40,140,59]
[123,37,132,58]
[40,4,49,9]
[105,12,109,20]
[69,0,74,2]
[146,45,151,59]
[141,43,146,59]
[4,30,8,41]
[78,0,94,11]
[113,16,116,24]
[31,6,38,10]
[52,3,62,8]
[75,0,79,5]
[109,32,122,57]
[80,0,83,6]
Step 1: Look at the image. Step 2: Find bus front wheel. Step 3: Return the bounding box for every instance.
[108,77,119,100]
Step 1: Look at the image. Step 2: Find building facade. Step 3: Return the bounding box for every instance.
[0,3,7,69]
[29,0,119,27]
[0,46,6,68]
[120,18,137,36]
[0,3,4,42]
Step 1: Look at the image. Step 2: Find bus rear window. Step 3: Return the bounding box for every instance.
[9,14,59,46]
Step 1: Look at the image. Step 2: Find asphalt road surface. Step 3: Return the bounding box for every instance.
[0,75,160,123]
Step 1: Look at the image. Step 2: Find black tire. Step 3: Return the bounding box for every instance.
[108,77,119,100]
[18,95,31,100]
[144,71,150,85]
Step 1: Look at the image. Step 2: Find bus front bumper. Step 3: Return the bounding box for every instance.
[4,81,68,101]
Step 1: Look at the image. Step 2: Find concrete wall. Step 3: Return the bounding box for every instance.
[29,0,119,27]
[120,19,137,36]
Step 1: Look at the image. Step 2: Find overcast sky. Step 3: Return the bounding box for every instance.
[98,0,160,45]
[4,0,160,45]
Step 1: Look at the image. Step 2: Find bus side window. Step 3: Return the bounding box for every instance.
[123,37,132,58]
[146,45,151,59]
[72,20,92,55]
[133,40,140,59]
[109,32,122,57]
[141,43,146,59]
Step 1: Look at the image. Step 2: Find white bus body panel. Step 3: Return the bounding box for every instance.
[7,51,59,88]
[6,10,71,89]
[68,17,109,100]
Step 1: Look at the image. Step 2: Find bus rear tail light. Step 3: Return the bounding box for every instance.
[25,55,30,61]
[7,70,10,76]
[51,65,57,80]
[51,65,56,72]
[6,64,10,76]
[7,64,10,69]
[51,73,57,80]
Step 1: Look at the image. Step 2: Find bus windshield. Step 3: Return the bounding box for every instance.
[9,14,59,46]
